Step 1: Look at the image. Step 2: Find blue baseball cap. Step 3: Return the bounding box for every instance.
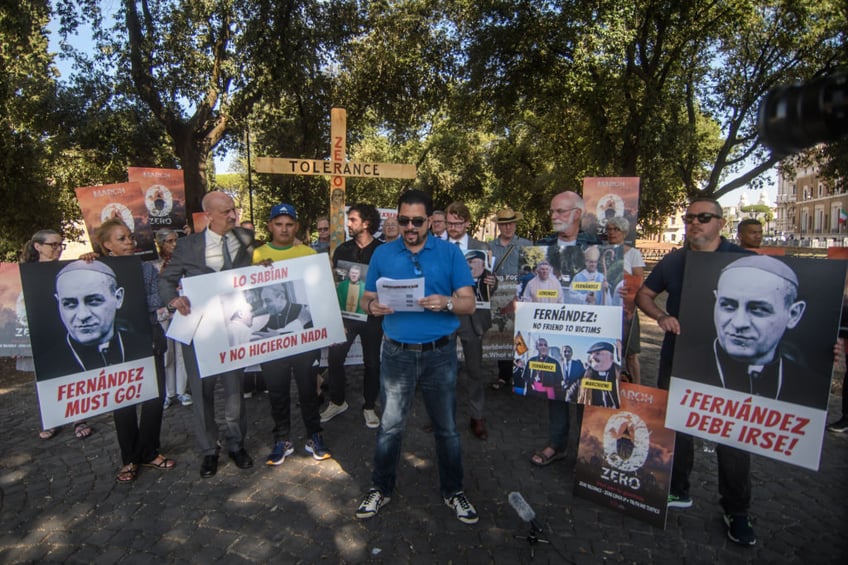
[269,203,297,221]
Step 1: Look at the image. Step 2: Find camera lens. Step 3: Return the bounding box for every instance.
[758,72,848,156]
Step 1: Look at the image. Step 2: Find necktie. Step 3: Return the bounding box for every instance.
[222,234,234,269]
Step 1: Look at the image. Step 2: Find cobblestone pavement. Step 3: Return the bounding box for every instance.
[1,312,846,563]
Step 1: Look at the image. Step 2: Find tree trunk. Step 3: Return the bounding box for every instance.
[175,135,210,224]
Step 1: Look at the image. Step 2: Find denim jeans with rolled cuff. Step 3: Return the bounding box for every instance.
[371,338,464,498]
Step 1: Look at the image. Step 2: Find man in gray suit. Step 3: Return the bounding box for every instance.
[445,201,495,440]
[159,191,257,478]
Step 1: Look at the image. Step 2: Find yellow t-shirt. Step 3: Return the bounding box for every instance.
[252,243,316,264]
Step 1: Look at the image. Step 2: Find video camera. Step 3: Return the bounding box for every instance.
[758,71,847,156]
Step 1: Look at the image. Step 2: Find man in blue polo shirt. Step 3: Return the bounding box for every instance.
[354,189,479,524]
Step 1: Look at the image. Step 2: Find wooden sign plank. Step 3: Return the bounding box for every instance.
[255,157,417,179]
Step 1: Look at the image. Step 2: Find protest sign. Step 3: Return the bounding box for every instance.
[582,177,640,245]
[575,383,675,528]
[518,244,626,307]
[667,252,846,470]
[127,167,188,231]
[513,301,622,406]
[179,254,345,377]
[0,263,31,357]
[75,182,157,261]
[20,257,157,429]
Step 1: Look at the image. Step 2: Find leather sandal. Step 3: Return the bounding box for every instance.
[143,454,176,470]
[116,463,138,483]
[74,422,93,439]
[530,447,567,467]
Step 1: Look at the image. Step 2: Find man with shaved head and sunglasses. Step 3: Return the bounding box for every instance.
[635,197,758,545]
[355,189,480,525]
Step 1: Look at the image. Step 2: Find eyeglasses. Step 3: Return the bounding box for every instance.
[446,221,466,228]
[411,254,423,276]
[397,216,427,227]
[41,241,66,250]
[550,208,578,216]
[683,212,721,224]
[317,227,330,231]
[605,226,622,232]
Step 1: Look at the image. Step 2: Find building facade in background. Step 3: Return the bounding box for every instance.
[775,162,847,248]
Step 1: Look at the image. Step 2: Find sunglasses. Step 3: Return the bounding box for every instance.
[683,212,721,224]
[397,216,427,227]
[411,255,423,276]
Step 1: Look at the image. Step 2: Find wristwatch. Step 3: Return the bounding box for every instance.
[445,299,454,312]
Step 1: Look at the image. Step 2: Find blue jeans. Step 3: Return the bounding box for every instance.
[372,338,463,498]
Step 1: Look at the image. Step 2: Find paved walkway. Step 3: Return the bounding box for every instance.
[1,313,846,563]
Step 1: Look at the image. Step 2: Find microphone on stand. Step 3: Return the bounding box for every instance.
[508,492,550,557]
[508,491,541,530]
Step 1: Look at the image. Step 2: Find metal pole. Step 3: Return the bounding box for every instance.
[246,124,254,224]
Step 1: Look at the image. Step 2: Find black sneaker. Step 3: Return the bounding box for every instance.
[305,432,332,461]
[827,417,848,433]
[724,513,757,546]
[266,440,294,466]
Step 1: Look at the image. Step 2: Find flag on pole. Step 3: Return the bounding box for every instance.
[839,209,848,225]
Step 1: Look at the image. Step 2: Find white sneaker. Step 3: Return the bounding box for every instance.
[356,488,390,519]
[363,409,380,429]
[320,401,349,423]
[444,491,479,524]
[178,393,193,406]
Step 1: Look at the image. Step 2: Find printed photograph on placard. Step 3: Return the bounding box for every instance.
[581,177,640,245]
[75,182,157,261]
[574,383,675,528]
[0,263,31,357]
[334,260,370,321]
[127,167,188,231]
[19,257,157,429]
[464,248,494,309]
[518,244,625,306]
[666,252,846,470]
[512,302,622,406]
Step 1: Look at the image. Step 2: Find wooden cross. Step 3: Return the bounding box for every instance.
[254,108,416,254]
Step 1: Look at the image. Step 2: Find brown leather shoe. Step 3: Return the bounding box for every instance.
[470,418,488,440]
